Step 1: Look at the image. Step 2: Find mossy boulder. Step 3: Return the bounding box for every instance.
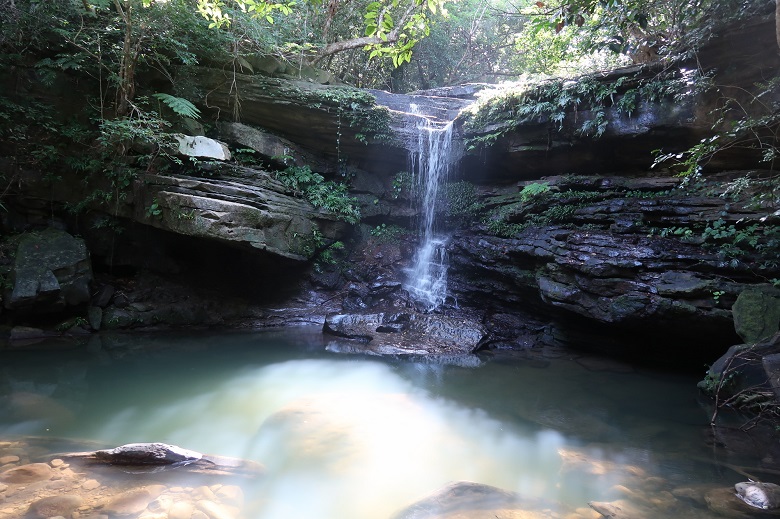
[732,286,780,345]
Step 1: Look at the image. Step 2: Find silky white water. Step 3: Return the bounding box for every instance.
[405,105,456,311]
[0,330,758,519]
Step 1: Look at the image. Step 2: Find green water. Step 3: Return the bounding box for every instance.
[0,327,763,518]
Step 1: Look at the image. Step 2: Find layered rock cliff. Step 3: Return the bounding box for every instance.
[0,14,778,370]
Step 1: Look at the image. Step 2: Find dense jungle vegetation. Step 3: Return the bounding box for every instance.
[0,0,778,220]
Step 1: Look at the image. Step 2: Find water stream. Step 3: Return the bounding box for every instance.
[0,330,764,519]
[404,105,457,311]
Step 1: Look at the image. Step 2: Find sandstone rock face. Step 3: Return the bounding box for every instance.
[4,229,92,312]
[216,122,335,173]
[187,69,408,176]
[133,170,348,261]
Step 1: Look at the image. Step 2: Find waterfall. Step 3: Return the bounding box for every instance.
[405,104,456,311]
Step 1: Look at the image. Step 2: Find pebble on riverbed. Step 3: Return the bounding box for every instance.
[0,439,250,519]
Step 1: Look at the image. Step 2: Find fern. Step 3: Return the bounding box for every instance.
[152,93,201,120]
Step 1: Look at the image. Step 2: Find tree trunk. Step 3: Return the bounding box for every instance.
[776,0,780,52]
[114,0,136,117]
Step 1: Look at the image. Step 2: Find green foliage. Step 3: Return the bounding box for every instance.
[152,93,201,120]
[519,182,551,202]
[369,223,408,243]
[275,165,361,224]
[442,181,484,218]
[525,0,768,65]
[146,198,163,219]
[234,148,262,165]
[391,171,413,199]
[294,228,344,266]
[463,70,701,149]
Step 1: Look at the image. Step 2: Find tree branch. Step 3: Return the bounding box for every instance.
[311,0,421,64]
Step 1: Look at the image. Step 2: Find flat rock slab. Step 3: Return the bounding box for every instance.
[323,312,486,355]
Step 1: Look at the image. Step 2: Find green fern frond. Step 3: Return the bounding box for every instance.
[152,93,201,120]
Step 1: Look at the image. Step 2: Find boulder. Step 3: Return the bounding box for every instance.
[735,481,780,510]
[94,443,203,465]
[4,229,92,312]
[701,332,780,400]
[732,286,780,344]
[174,135,231,161]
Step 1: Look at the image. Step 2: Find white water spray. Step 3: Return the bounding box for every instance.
[405,105,457,311]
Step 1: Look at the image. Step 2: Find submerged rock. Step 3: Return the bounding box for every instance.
[390,481,537,519]
[27,495,83,519]
[103,485,167,515]
[0,463,54,484]
[735,481,780,510]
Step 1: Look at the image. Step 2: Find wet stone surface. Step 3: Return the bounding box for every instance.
[0,440,254,519]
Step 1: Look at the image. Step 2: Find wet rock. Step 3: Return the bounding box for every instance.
[169,500,195,519]
[323,312,486,355]
[4,229,92,312]
[192,486,217,501]
[87,306,103,330]
[215,485,243,508]
[8,326,47,341]
[27,495,83,519]
[149,495,174,513]
[0,463,54,484]
[103,485,167,515]
[196,499,238,519]
[94,442,203,465]
[92,284,115,308]
[705,487,754,518]
[735,481,780,510]
[81,479,101,491]
[390,481,532,519]
[0,456,19,465]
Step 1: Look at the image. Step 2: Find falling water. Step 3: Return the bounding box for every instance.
[405,104,457,311]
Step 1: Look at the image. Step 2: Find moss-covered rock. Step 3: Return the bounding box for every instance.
[732,286,780,344]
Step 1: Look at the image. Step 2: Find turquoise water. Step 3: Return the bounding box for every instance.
[0,328,763,518]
